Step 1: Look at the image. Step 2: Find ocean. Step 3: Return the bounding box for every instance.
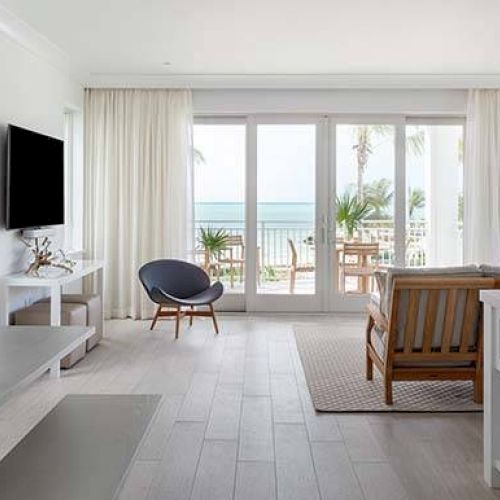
[194,202,314,229]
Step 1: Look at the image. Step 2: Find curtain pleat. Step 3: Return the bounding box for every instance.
[84,89,193,319]
[464,90,500,264]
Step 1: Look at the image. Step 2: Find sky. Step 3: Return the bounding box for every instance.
[193,123,463,214]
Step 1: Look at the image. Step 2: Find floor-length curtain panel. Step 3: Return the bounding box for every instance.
[464,89,500,264]
[84,89,193,319]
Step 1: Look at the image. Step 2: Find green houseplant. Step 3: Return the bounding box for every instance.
[198,227,230,265]
[336,192,373,240]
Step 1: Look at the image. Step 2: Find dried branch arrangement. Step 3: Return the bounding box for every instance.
[21,237,76,276]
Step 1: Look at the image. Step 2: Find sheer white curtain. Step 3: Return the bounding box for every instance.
[464,89,500,265]
[84,89,193,319]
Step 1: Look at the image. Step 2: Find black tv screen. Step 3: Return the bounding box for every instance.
[6,125,64,230]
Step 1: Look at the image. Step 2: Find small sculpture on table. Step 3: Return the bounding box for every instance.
[21,237,76,276]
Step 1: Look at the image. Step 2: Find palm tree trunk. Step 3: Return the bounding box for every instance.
[356,127,369,202]
[357,164,364,202]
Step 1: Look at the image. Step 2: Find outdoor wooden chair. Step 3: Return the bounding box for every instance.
[288,239,315,294]
[217,235,245,288]
[339,242,379,293]
[366,273,498,404]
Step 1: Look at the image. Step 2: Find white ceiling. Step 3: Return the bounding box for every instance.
[2,0,500,85]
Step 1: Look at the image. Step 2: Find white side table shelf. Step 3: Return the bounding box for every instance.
[0,325,94,403]
[0,260,104,327]
[481,290,500,488]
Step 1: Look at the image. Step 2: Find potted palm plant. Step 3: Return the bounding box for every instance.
[336,192,373,240]
[198,227,230,270]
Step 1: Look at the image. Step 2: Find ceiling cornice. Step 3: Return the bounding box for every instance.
[1,4,499,91]
[84,73,500,90]
[0,4,69,73]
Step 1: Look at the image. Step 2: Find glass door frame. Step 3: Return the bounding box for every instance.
[193,116,248,312]
[327,114,406,312]
[193,113,465,313]
[246,114,328,312]
[404,116,466,268]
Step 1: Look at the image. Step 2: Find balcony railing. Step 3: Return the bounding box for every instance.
[193,219,433,270]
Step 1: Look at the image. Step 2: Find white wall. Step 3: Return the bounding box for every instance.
[0,28,83,313]
[193,89,467,116]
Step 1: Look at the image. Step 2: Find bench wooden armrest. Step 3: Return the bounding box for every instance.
[366,302,388,332]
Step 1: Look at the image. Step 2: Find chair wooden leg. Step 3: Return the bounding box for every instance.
[384,373,393,405]
[189,305,194,327]
[175,306,181,339]
[366,354,373,381]
[209,304,219,334]
[366,315,374,381]
[289,269,296,294]
[150,305,161,330]
[474,363,483,404]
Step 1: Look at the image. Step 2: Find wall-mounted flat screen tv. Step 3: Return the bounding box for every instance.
[5,124,64,230]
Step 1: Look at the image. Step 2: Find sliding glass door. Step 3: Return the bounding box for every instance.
[246,117,326,311]
[193,118,247,310]
[405,120,464,267]
[193,115,465,312]
[326,117,403,310]
[334,122,396,292]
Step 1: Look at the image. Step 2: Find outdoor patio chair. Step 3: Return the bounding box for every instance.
[288,239,315,294]
[216,235,245,288]
[139,259,223,338]
[366,267,498,404]
[339,242,379,293]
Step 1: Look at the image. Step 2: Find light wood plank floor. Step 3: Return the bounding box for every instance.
[0,314,498,500]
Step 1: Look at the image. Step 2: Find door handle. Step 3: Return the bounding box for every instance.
[327,214,337,245]
[319,215,327,245]
[320,226,326,245]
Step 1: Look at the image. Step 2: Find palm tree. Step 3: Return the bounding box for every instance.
[458,193,463,223]
[352,126,382,201]
[352,125,424,201]
[408,187,425,219]
[363,178,393,219]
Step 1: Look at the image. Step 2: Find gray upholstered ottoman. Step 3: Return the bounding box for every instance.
[41,294,103,351]
[15,302,87,369]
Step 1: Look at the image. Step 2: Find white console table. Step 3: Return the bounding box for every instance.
[0,260,104,327]
[481,290,500,488]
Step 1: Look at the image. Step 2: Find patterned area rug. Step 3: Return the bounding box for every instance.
[294,326,482,412]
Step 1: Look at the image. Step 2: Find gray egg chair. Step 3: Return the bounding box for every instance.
[139,259,224,338]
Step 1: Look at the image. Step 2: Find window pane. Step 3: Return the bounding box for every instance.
[406,125,463,267]
[336,124,395,294]
[193,124,246,292]
[257,124,316,294]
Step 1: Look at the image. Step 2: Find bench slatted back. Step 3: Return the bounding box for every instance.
[387,276,494,364]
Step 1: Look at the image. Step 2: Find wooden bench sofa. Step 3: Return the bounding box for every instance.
[366,265,500,404]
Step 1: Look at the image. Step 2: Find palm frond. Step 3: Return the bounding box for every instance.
[198,227,229,257]
[193,148,206,165]
[408,187,425,218]
[363,178,394,219]
[406,127,425,157]
[336,191,373,239]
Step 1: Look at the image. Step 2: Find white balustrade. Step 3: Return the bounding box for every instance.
[194,219,433,270]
